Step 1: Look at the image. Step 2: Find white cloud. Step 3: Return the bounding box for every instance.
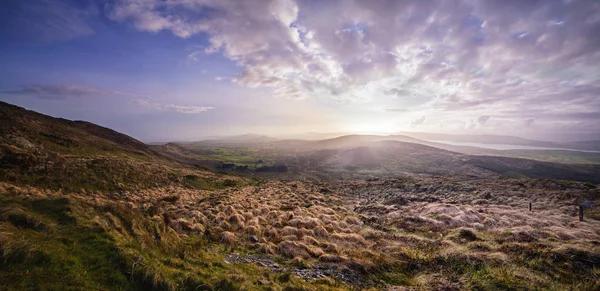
[107,0,600,136]
[477,116,490,125]
[411,116,426,127]
[135,99,214,114]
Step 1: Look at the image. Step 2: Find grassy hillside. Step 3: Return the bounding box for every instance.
[0,101,244,192]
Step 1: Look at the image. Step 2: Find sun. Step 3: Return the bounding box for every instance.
[344,120,403,134]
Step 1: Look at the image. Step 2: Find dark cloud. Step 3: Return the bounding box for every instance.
[0,84,138,100]
[1,84,214,114]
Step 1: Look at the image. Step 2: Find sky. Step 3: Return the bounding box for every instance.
[0,0,599,142]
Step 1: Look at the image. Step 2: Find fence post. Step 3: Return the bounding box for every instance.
[579,205,584,221]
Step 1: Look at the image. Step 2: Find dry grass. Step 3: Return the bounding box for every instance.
[221,231,238,245]
[2,176,599,290]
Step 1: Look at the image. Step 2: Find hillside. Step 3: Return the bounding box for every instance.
[0,101,153,156]
[0,101,241,191]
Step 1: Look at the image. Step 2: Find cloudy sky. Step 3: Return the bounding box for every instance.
[1,0,599,142]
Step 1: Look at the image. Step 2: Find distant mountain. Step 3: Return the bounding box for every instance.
[274,132,353,140]
[303,140,600,182]
[311,134,419,149]
[298,134,496,155]
[562,140,600,151]
[398,132,600,151]
[158,133,600,183]
[398,132,540,145]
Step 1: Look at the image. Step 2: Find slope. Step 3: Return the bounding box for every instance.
[0,101,241,192]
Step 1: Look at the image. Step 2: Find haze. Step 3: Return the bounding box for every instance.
[1,0,599,142]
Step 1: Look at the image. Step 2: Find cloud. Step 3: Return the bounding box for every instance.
[0,0,97,42]
[411,116,426,127]
[477,116,490,125]
[106,0,600,135]
[135,99,214,114]
[385,108,410,113]
[524,118,535,127]
[1,83,214,114]
[188,51,204,62]
[0,84,140,100]
[383,88,410,97]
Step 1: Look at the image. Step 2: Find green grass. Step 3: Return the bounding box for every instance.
[0,197,132,290]
[182,175,241,190]
[0,192,350,291]
[193,147,272,165]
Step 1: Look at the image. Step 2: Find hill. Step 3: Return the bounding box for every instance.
[399,132,600,151]
[158,135,600,183]
[0,101,241,191]
[0,101,153,156]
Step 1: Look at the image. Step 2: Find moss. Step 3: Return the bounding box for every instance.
[31,197,76,225]
[380,271,412,285]
[183,175,242,190]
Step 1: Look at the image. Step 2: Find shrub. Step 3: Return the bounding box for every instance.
[278,241,310,259]
[281,226,299,236]
[228,214,245,230]
[319,254,346,263]
[221,231,238,245]
[314,225,330,238]
[331,233,368,246]
[244,225,260,235]
[458,228,478,242]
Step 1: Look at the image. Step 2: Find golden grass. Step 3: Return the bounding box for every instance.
[2,177,598,290]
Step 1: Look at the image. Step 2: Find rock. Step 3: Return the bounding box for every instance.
[10,136,36,149]
[258,279,270,285]
[249,235,259,243]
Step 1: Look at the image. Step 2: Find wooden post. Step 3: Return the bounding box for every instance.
[579,206,584,221]
[529,203,532,212]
